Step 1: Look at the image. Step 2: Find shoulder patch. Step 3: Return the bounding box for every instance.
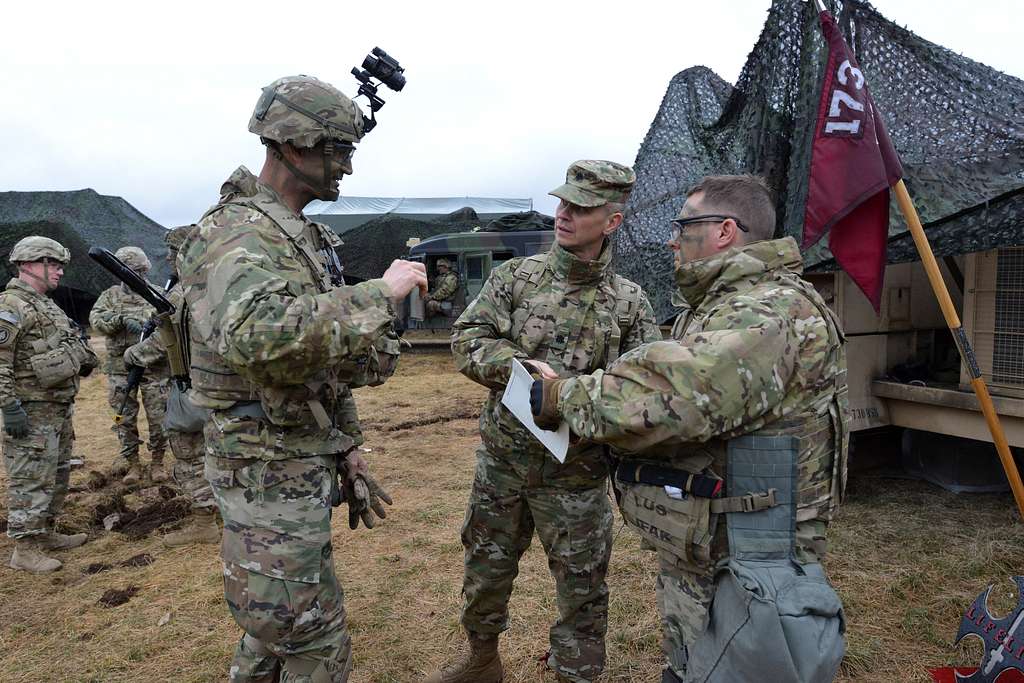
[0,320,17,348]
[0,310,19,326]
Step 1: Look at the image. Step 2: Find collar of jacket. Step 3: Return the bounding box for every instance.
[219,165,295,215]
[547,238,612,286]
[6,277,45,301]
[673,236,804,311]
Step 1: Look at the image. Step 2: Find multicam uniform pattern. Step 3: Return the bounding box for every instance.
[426,270,459,304]
[89,284,168,464]
[550,237,849,678]
[451,240,660,683]
[0,278,96,538]
[178,166,396,683]
[124,283,214,510]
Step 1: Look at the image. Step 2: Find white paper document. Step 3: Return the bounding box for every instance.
[501,358,570,463]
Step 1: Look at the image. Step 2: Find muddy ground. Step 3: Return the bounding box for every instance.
[0,350,1021,682]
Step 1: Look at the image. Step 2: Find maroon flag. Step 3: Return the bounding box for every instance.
[802,10,903,311]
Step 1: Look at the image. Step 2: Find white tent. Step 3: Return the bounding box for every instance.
[307,196,532,233]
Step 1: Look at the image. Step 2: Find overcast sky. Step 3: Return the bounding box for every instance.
[1,0,1020,228]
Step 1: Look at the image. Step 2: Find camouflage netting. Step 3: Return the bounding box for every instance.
[616,0,1024,322]
[0,190,172,323]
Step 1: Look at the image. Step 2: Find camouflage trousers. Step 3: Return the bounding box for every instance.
[461,446,613,683]
[168,430,214,510]
[2,401,74,539]
[653,520,828,679]
[107,372,167,462]
[205,452,351,683]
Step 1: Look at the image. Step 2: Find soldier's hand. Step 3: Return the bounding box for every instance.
[531,378,564,431]
[523,359,559,379]
[381,259,428,300]
[123,318,144,336]
[342,452,393,530]
[2,401,30,439]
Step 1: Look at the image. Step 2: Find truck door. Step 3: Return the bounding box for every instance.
[464,252,492,304]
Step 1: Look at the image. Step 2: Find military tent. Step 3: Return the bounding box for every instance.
[0,189,171,324]
[615,0,1024,322]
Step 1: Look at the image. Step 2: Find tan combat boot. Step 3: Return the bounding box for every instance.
[424,631,503,683]
[150,453,168,484]
[9,538,62,573]
[162,509,220,548]
[40,531,88,550]
[122,462,142,486]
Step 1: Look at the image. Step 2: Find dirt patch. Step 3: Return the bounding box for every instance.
[84,562,113,575]
[380,406,480,432]
[115,498,191,540]
[88,491,128,528]
[84,470,109,491]
[120,553,155,568]
[98,585,140,608]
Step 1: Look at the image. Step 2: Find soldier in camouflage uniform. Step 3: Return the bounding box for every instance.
[1,236,98,573]
[89,246,168,485]
[435,161,661,683]
[124,225,220,547]
[177,75,426,683]
[425,258,459,316]
[532,175,849,682]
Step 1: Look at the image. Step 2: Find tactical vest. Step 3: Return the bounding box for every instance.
[2,288,95,400]
[510,253,643,365]
[615,270,849,573]
[187,194,342,428]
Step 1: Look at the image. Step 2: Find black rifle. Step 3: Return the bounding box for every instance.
[89,248,189,423]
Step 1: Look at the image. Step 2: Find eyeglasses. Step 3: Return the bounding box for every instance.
[669,214,748,241]
[324,139,356,163]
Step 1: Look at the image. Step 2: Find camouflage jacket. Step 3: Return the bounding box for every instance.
[427,271,459,303]
[90,283,167,375]
[178,166,395,457]
[554,238,848,515]
[0,278,96,404]
[452,240,661,486]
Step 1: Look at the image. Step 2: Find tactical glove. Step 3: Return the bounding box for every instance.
[340,468,393,530]
[123,318,145,336]
[531,378,564,431]
[2,401,30,439]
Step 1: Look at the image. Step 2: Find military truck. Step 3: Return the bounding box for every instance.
[402,229,555,330]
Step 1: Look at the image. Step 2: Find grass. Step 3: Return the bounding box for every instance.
[1,350,1022,681]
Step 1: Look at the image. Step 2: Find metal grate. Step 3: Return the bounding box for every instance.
[993,248,1024,386]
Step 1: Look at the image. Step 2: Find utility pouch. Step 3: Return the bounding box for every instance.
[338,328,403,389]
[30,345,80,388]
[682,434,846,682]
[616,461,719,574]
[163,382,209,433]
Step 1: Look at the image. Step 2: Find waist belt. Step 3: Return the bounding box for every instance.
[616,461,723,498]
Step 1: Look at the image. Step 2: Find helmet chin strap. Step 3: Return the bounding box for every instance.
[19,261,55,292]
[266,141,339,202]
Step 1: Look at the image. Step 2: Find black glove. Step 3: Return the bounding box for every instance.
[2,401,30,439]
[123,318,144,336]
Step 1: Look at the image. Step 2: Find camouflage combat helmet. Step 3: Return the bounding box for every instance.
[115,246,151,272]
[164,225,197,252]
[437,258,452,269]
[249,75,365,148]
[9,236,70,265]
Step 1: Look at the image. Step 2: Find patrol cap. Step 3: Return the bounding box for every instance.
[115,246,151,272]
[549,160,636,208]
[9,236,71,265]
